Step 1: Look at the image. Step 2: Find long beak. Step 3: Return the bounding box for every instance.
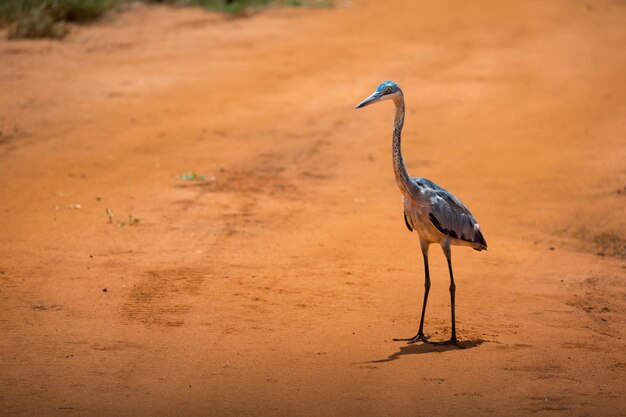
[355,92,381,109]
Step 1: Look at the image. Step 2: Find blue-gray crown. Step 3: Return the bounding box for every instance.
[375,80,400,94]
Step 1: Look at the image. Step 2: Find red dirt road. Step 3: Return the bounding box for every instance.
[1,1,625,416]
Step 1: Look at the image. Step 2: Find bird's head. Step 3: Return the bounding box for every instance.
[355,80,402,109]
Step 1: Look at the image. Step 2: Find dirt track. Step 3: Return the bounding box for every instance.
[1,1,625,416]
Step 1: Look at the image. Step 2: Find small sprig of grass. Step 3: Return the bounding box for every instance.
[106,208,140,227]
[178,172,206,181]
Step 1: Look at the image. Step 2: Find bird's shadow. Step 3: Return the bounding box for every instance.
[358,339,485,364]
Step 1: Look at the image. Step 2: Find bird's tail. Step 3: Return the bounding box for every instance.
[472,229,488,251]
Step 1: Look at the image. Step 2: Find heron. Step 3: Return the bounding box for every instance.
[355,80,487,347]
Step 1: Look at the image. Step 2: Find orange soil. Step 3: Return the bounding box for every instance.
[1,1,625,416]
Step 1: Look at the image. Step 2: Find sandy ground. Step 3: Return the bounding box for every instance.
[1,0,625,416]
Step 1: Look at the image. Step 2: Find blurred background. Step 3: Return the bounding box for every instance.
[1,1,625,416]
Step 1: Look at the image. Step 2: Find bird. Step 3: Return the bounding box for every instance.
[355,80,487,347]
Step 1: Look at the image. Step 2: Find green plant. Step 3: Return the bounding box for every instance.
[0,0,43,24]
[1,0,333,39]
[186,0,271,15]
[49,0,120,23]
[7,3,69,39]
[178,172,206,181]
[3,0,120,39]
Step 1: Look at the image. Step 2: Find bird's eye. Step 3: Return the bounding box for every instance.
[385,88,392,94]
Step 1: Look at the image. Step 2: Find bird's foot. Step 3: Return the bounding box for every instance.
[392,333,430,344]
[432,338,464,349]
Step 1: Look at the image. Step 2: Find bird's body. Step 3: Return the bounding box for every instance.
[356,80,487,347]
[402,177,487,250]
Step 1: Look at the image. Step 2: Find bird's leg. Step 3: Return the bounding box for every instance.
[393,241,431,344]
[408,254,431,344]
[433,244,464,348]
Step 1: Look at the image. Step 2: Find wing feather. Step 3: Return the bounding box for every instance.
[413,178,487,249]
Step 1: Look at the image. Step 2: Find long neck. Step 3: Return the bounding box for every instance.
[392,92,413,196]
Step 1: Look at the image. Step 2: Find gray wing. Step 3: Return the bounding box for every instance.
[414,178,487,249]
